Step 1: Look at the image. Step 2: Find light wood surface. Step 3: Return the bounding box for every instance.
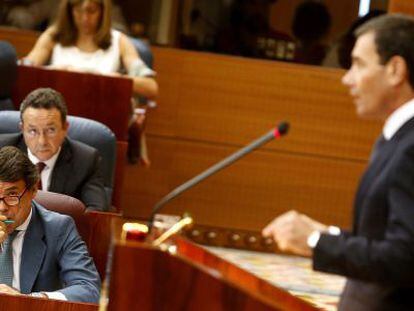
[0,27,38,58]
[149,48,381,160]
[123,135,365,230]
[389,0,414,15]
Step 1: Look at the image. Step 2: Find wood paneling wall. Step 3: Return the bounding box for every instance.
[123,48,382,233]
[389,0,414,15]
[0,27,37,58]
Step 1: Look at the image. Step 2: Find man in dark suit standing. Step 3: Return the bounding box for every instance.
[0,88,107,211]
[262,14,414,310]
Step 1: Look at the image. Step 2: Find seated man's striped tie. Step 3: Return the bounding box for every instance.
[0,231,19,286]
[36,162,46,190]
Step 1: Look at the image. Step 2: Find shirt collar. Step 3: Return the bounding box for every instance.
[27,147,61,170]
[383,98,414,140]
[15,205,32,231]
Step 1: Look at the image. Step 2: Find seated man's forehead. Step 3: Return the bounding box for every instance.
[0,180,24,191]
[22,108,64,125]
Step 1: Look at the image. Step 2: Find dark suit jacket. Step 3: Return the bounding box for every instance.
[313,118,414,311]
[21,201,100,303]
[0,133,108,211]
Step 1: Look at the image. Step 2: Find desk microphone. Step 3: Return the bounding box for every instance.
[147,121,290,234]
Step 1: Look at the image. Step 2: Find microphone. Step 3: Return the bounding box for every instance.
[147,121,290,234]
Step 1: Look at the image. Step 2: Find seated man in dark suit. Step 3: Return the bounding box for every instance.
[0,146,100,302]
[0,87,108,211]
[262,14,414,310]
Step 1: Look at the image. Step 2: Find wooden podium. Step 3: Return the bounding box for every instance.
[107,237,319,311]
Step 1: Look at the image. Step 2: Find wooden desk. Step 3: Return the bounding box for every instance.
[84,211,120,281]
[107,236,328,311]
[12,65,132,141]
[0,293,98,311]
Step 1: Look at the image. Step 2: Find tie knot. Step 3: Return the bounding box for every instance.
[36,162,46,173]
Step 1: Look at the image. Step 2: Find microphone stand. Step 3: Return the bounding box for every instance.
[147,122,290,236]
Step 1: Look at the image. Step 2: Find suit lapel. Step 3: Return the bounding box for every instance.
[355,138,393,203]
[353,117,414,231]
[16,134,27,154]
[49,139,72,193]
[20,203,46,293]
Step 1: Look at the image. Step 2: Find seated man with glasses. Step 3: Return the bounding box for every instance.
[0,146,100,302]
[0,87,107,211]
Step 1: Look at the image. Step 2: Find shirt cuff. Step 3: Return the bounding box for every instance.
[307,230,320,248]
[307,226,341,248]
[328,226,341,235]
[43,291,67,301]
[128,59,156,77]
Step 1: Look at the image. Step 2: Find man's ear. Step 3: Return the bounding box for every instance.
[30,186,38,200]
[63,121,70,131]
[386,55,408,87]
[19,121,23,131]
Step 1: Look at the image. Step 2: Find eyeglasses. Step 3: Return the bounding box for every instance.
[25,127,58,138]
[0,187,28,207]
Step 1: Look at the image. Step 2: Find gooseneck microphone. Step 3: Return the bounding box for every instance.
[147,122,290,233]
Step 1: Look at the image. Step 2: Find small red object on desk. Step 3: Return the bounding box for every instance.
[122,223,148,242]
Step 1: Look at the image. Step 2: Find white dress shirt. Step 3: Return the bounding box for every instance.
[12,206,66,300]
[27,148,61,191]
[383,98,414,140]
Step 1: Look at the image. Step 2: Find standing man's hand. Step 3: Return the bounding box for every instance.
[0,284,21,295]
[262,210,327,257]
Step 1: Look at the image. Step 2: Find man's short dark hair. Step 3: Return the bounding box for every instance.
[355,14,414,88]
[0,146,39,190]
[20,88,68,124]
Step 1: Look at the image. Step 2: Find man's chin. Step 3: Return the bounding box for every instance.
[356,109,373,119]
[35,151,53,161]
[356,108,383,120]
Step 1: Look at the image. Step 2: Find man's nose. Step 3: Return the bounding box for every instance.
[342,69,353,87]
[38,132,48,144]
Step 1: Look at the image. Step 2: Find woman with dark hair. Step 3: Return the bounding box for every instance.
[26,0,158,164]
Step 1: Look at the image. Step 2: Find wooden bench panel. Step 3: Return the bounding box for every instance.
[389,0,414,15]
[122,136,366,230]
[150,48,382,162]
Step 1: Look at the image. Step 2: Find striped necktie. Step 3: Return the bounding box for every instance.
[0,230,19,286]
[36,162,46,190]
